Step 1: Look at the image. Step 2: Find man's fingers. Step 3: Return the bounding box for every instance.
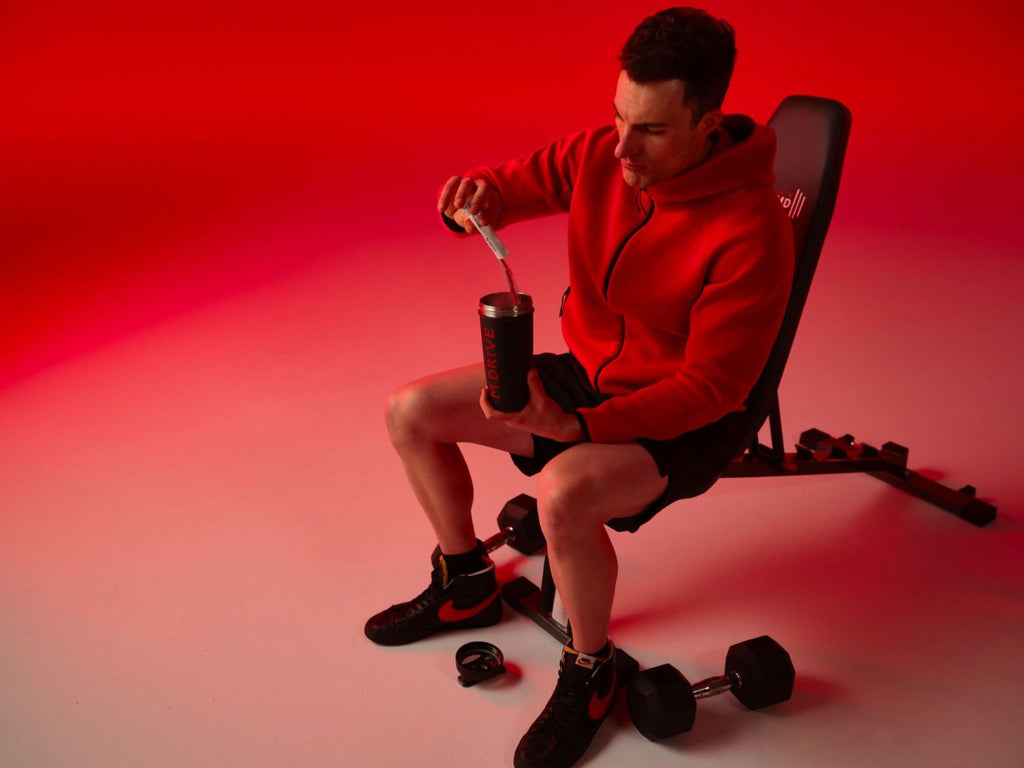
[438,176,481,217]
[454,178,480,211]
[480,387,502,419]
[437,176,462,213]
[526,369,548,401]
[439,176,497,230]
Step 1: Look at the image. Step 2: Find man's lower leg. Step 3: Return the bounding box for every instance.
[546,524,618,654]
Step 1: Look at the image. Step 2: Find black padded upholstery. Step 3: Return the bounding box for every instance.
[737,96,852,450]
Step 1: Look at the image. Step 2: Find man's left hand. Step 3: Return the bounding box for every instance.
[480,369,585,443]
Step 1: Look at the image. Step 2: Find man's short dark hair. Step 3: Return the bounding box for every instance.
[619,7,736,119]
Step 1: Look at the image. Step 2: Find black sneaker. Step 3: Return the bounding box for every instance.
[514,642,619,768]
[363,545,501,646]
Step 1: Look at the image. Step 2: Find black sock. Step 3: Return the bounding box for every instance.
[571,639,612,659]
[440,541,487,577]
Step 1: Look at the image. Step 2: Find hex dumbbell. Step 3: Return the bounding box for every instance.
[481,494,545,555]
[627,635,795,741]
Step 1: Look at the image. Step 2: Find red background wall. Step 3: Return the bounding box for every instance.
[2,8,1022,764]
[3,0,1022,383]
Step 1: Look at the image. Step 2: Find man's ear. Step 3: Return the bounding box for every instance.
[699,108,724,136]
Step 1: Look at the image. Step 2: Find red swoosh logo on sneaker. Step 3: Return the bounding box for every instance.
[437,589,499,623]
[588,667,617,721]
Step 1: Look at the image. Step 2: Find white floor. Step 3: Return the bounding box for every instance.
[2,206,1022,767]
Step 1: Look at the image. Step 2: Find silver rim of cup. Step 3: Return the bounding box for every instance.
[479,293,534,318]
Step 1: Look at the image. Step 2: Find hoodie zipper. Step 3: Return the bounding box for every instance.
[593,191,655,392]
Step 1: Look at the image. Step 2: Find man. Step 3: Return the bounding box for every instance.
[365,7,793,767]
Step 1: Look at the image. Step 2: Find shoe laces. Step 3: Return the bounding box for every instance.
[383,581,441,627]
[535,659,593,733]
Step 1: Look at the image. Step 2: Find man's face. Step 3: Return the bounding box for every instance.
[613,70,722,189]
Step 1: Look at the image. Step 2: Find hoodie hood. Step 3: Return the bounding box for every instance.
[644,115,778,206]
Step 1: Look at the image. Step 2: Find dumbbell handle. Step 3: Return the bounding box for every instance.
[482,526,516,553]
[691,672,741,700]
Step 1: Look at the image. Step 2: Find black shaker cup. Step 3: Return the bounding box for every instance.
[479,292,534,412]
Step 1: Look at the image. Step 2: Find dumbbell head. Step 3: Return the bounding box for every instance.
[725,635,794,710]
[496,494,545,555]
[626,664,697,741]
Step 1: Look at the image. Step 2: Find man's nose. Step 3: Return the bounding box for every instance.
[614,128,637,159]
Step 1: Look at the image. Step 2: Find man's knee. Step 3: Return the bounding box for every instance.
[385,381,433,445]
[535,445,667,541]
[385,368,482,447]
[535,456,604,542]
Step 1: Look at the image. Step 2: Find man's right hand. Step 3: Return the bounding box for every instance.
[438,176,500,233]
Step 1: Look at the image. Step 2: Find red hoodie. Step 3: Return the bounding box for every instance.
[453,116,794,443]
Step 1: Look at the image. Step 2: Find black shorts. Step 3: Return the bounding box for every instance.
[510,352,754,532]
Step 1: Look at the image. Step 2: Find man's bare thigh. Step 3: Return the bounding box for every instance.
[402,363,535,456]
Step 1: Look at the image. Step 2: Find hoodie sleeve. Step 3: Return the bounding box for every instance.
[439,129,598,233]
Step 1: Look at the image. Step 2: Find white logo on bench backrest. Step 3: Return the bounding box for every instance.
[777,188,807,220]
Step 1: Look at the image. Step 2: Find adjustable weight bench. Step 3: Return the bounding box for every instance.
[719,96,995,527]
[500,94,997,649]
